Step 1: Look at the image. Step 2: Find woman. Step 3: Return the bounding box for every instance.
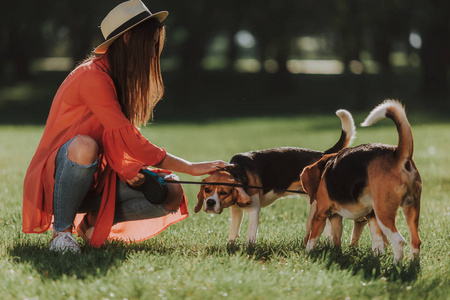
[22,0,229,253]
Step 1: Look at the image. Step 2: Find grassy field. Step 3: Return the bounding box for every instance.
[0,111,449,299]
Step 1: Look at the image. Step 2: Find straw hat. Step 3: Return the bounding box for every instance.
[94,0,168,54]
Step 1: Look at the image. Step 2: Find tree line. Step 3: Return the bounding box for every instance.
[1,0,449,103]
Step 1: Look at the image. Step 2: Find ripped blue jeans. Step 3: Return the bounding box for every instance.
[52,136,173,232]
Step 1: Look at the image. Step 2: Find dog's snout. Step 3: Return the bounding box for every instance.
[206,199,216,207]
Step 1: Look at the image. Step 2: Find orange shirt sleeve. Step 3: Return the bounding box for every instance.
[78,69,167,180]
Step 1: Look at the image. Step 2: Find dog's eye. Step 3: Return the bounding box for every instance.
[218,191,229,196]
[205,188,211,193]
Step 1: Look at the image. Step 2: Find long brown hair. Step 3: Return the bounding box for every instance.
[106,18,166,127]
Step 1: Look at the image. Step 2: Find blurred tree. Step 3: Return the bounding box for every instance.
[1,0,448,107]
[161,1,220,106]
[368,0,412,74]
[248,0,298,90]
[246,0,335,91]
[60,1,108,62]
[212,0,246,72]
[414,0,449,102]
[0,0,112,82]
[0,1,53,82]
[333,0,365,73]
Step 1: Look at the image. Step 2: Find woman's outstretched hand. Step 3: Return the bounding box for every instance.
[155,153,233,176]
[188,160,233,176]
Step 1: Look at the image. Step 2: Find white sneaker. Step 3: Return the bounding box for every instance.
[49,232,81,253]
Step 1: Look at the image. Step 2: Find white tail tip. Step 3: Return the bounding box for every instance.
[336,109,356,146]
[361,100,404,127]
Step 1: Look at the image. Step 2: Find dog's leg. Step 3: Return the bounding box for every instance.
[228,205,244,244]
[304,200,317,245]
[328,214,343,247]
[349,219,367,247]
[366,214,385,256]
[304,200,334,246]
[245,195,261,245]
[323,218,334,244]
[305,210,328,251]
[402,202,421,261]
[374,208,405,264]
[381,230,389,247]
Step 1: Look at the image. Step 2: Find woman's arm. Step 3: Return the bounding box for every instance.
[155,153,231,176]
[126,153,231,186]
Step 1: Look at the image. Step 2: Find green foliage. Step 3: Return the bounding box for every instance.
[1,113,449,299]
[2,0,449,103]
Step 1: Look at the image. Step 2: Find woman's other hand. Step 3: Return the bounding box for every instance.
[126,171,145,186]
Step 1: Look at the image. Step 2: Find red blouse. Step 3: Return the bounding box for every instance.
[22,55,188,247]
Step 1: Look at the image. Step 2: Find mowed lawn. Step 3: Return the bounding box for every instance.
[0,111,449,299]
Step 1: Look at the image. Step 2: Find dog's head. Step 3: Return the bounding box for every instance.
[195,170,251,214]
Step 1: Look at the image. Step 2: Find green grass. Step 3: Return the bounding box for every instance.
[1,112,449,299]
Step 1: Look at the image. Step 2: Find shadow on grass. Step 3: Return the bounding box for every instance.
[204,239,302,261]
[8,238,184,280]
[9,234,420,283]
[306,245,421,282]
[206,238,420,283]
[8,241,129,280]
[208,238,305,261]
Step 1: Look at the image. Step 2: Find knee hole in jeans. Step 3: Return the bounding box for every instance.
[67,135,98,166]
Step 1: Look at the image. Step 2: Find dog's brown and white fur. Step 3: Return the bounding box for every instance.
[301,100,421,263]
[195,110,356,244]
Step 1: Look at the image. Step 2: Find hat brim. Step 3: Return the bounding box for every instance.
[94,11,168,54]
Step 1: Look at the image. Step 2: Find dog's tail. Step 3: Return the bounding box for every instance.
[361,99,413,160]
[324,109,356,154]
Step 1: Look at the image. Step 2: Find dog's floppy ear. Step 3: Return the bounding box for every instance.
[233,187,251,207]
[195,183,205,213]
[301,154,335,204]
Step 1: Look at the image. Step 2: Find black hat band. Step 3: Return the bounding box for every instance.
[106,11,151,40]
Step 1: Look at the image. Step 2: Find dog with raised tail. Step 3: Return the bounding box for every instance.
[301,100,422,263]
[195,109,356,245]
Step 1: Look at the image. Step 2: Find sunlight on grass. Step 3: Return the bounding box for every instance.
[1,113,449,299]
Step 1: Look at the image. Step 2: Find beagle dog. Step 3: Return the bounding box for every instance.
[195,109,356,245]
[301,100,421,264]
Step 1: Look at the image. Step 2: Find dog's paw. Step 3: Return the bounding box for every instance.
[372,241,385,257]
[410,248,420,260]
[305,238,319,252]
[227,239,237,246]
[372,246,385,257]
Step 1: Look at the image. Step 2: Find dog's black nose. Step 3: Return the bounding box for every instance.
[206,199,216,207]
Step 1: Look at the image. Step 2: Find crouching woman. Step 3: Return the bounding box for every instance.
[22,0,228,253]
